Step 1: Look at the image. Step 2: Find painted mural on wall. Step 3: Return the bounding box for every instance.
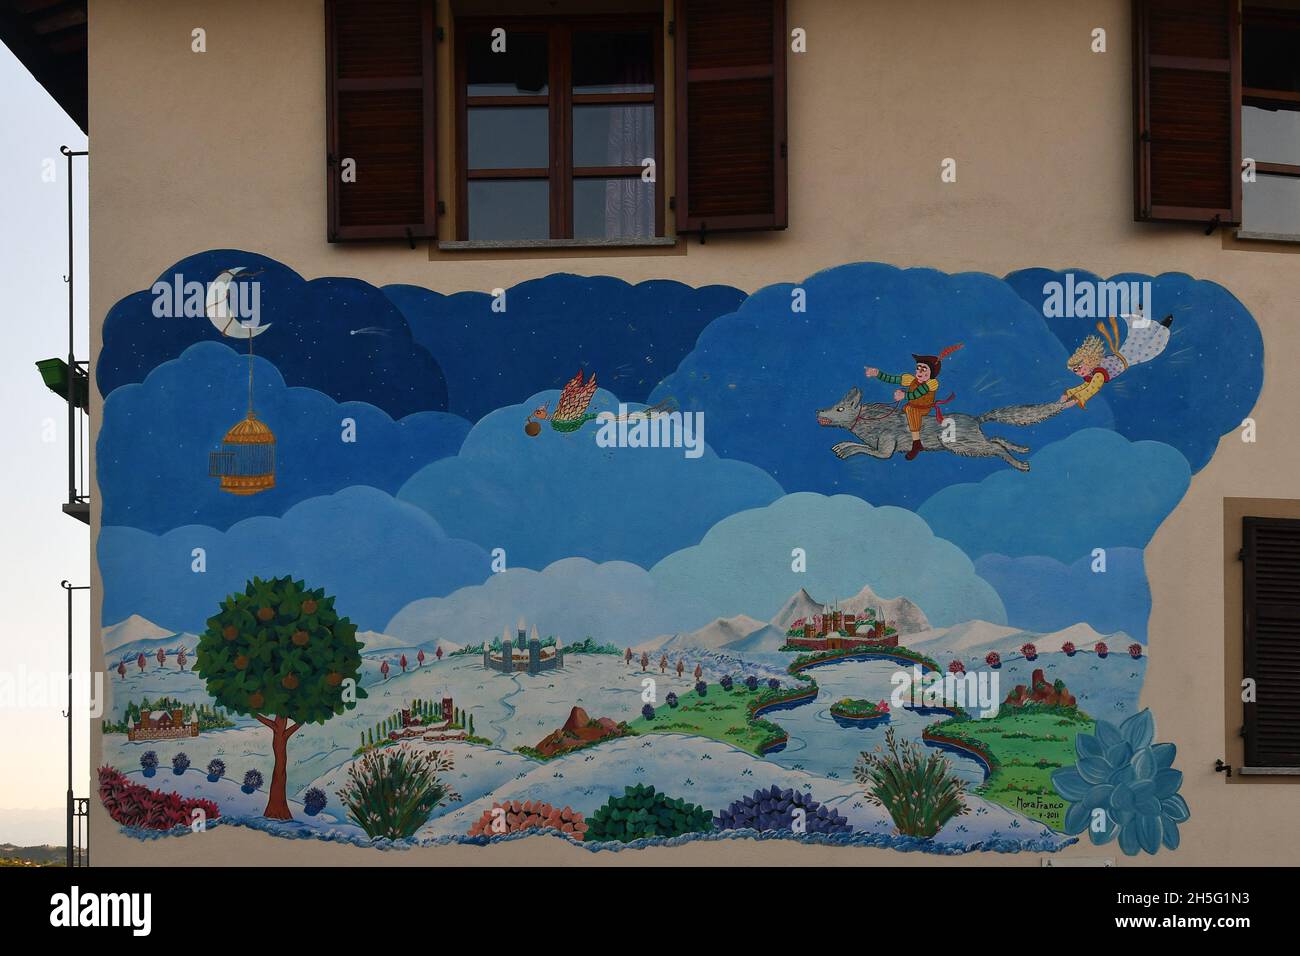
[95,253,1259,854]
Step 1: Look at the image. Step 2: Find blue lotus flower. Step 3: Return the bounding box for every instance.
[1050,709,1188,855]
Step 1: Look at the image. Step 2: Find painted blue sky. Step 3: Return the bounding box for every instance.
[97,256,1263,643]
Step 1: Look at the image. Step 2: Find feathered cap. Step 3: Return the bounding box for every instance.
[912,343,963,377]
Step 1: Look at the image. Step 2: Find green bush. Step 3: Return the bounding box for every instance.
[853,727,968,839]
[337,745,459,839]
[584,784,713,843]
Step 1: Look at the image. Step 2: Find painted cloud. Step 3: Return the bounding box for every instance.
[917,428,1191,564]
[99,486,488,634]
[98,343,469,534]
[397,389,785,571]
[649,492,1007,629]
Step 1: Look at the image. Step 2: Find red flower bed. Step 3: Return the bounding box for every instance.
[98,765,220,829]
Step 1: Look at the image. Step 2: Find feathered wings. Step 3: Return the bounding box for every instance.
[555,369,599,422]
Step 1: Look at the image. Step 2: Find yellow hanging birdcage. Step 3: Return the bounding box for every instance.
[209,411,276,495]
[206,276,276,495]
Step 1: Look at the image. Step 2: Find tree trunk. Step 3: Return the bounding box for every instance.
[264,715,294,820]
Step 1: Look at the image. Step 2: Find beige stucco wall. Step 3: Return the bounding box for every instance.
[87,0,1300,866]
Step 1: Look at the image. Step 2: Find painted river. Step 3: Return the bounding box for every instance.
[749,654,988,785]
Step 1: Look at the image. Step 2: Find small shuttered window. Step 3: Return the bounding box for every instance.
[1242,517,1300,768]
[1133,0,1241,226]
[326,0,437,241]
[673,0,788,234]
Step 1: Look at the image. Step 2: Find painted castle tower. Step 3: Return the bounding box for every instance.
[483,619,565,674]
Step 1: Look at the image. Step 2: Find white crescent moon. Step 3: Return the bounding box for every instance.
[205,267,270,338]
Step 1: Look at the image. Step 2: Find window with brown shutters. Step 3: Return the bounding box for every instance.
[326,0,437,242]
[1242,517,1300,769]
[1133,0,1241,227]
[674,0,788,235]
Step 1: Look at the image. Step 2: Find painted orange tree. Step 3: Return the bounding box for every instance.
[196,576,366,819]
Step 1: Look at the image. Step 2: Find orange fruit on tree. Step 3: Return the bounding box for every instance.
[292,630,310,647]
[248,691,264,710]
[281,673,299,690]
[234,654,249,670]
[222,625,238,640]
[257,606,275,622]
[301,599,318,615]
[326,671,343,686]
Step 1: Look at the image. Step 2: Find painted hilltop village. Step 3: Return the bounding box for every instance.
[97,579,1159,855]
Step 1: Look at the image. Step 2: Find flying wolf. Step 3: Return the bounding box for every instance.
[816,386,1071,472]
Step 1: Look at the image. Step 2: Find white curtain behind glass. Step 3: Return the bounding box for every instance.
[601,53,653,238]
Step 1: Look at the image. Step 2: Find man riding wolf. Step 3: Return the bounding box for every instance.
[864,343,963,460]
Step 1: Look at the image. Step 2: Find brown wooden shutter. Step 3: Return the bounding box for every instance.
[674,0,787,234]
[1242,517,1300,768]
[326,0,436,241]
[1133,0,1241,226]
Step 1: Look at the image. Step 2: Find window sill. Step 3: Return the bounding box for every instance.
[438,237,679,252]
[1237,766,1300,776]
[1234,229,1300,244]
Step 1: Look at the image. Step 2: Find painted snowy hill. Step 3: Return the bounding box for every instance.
[907,620,1139,658]
[355,629,415,652]
[654,614,766,653]
[293,733,1072,854]
[102,614,172,653]
[767,588,824,630]
[721,623,790,653]
[764,585,930,636]
[906,619,1024,652]
[1025,622,1133,655]
[355,630,461,657]
[101,615,199,664]
[839,584,930,634]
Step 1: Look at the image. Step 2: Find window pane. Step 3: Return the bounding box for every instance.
[1243,173,1300,236]
[466,31,548,95]
[468,180,550,240]
[1244,105,1300,164]
[573,105,654,167]
[1244,22,1300,94]
[574,177,655,239]
[468,107,549,169]
[573,31,653,94]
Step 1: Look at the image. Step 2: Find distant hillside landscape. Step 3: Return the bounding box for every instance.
[0,844,64,867]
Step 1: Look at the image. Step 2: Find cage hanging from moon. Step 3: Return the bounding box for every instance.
[208,412,276,495]
[205,265,277,495]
